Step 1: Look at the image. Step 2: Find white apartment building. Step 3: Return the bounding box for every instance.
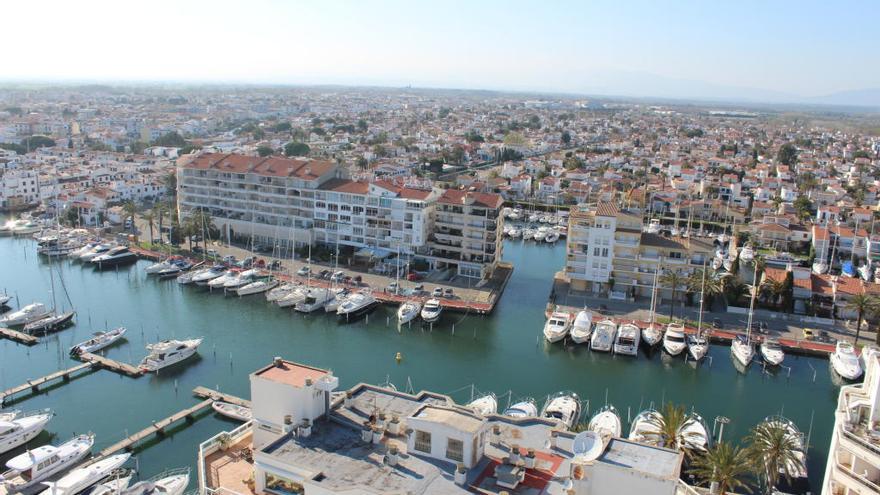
[0,168,40,210]
[823,348,880,495]
[565,202,618,292]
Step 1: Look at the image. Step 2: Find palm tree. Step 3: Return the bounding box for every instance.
[687,269,725,309]
[689,442,753,494]
[155,202,167,243]
[660,269,686,320]
[760,277,788,309]
[143,211,155,245]
[845,292,879,346]
[643,402,700,454]
[746,421,805,494]
[122,201,138,234]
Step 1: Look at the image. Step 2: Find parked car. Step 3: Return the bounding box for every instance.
[297,266,311,276]
[207,249,219,259]
[711,318,723,329]
[330,271,345,282]
[222,255,236,264]
[407,272,422,281]
[317,269,331,279]
[444,288,454,298]
[432,287,443,297]
[387,282,399,294]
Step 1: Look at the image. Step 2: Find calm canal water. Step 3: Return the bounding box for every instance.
[0,233,838,491]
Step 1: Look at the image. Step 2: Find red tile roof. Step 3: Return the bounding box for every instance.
[182,152,335,179]
[438,189,503,208]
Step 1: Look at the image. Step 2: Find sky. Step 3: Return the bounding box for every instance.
[4,0,879,102]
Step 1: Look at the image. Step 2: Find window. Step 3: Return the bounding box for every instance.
[414,430,432,453]
[446,438,464,462]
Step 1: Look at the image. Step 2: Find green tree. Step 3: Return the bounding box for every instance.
[257,145,274,157]
[687,268,724,308]
[689,442,753,494]
[164,172,177,197]
[20,136,56,150]
[776,143,798,166]
[660,269,686,319]
[845,293,879,346]
[760,277,789,310]
[143,210,155,243]
[792,195,813,221]
[356,119,368,132]
[561,130,572,145]
[747,421,805,494]
[284,141,310,157]
[152,132,187,148]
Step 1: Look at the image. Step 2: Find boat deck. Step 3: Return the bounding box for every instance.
[0,326,39,345]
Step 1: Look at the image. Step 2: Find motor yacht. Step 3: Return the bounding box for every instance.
[761,416,809,494]
[731,334,755,368]
[139,338,202,372]
[590,319,617,352]
[830,341,863,380]
[70,327,127,355]
[337,291,379,321]
[0,302,51,326]
[206,270,239,290]
[265,283,297,302]
[212,401,252,422]
[662,323,687,356]
[467,394,497,416]
[68,242,98,260]
[1,433,94,493]
[568,310,592,344]
[420,298,443,324]
[0,409,53,455]
[588,405,622,439]
[222,268,260,291]
[541,392,580,430]
[37,454,130,495]
[760,338,785,366]
[145,258,179,275]
[80,244,113,262]
[613,323,640,356]
[679,412,710,452]
[544,231,560,243]
[82,469,135,495]
[276,286,308,308]
[543,311,572,343]
[397,300,421,325]
[323,288,348,313]
[191,265,226,286]
[236,278,279,297]
[503,399,538,418]
[119,467,189,495]
[92,246,138,269]
[295,288,333,313]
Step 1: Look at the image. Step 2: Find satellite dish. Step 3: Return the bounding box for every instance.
[572,431,604,463]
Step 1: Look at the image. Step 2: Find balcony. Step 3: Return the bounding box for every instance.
[834,450,880,492]
[198,422,254,495]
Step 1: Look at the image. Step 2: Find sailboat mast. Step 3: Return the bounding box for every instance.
[746,261,758,343]
[697,259,707,337]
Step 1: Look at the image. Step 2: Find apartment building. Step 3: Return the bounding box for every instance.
[823,348,880,495]
[178,153,501,279]
[429,189,504,279]
[0,168,40,210]
[565,202,620,293]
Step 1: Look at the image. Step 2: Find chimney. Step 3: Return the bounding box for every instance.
[385,445,400,467]
[454,464,467,485]
[298,419,312,438]
[273,356,283,367]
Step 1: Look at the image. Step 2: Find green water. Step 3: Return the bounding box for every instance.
[0,235,838,491]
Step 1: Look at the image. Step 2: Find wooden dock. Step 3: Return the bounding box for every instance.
[98,387,249,457]
[0,327,38,345]
[0,362,94,405]
[192,386,251,407]
[78,352,143,377]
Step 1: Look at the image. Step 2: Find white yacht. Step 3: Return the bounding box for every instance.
[70,327,127,355]
[139,338,203,373]
[1,433,94,493]
[420,299,443,324]
[731,334,755,369]
[739,245,755,263]
[222,268,260,291]
[397,300,421,325]
[37,453,131,495]
[679,413,710,452]
[628,409,662,445]
[0,295,10,307]
[569,310,593,344]
[544,231,560,243]
[590,319,617,352]
[265,283,297,302]
[543,311,572,343]
[541,392,580,430]
[145,259,177,275]
[323,288,348,313]
[760,338,785,366]
[641,323,663,348]
[337,291,379,321]
[0,302,51,326]
[295,288,333,313]
[0,409,53,455]
[613,323,640,356]
[69,243,98,260]
[467,394,497,416]
[276,286,308,308]
[588,405,622,439]
[92,246,138,269]
[830,342,863,380]
[119,467,189,495]
[236,278,279,297]
[761,417,809,493]
[80,245,112,262]
[662,323,687,356]
[191,266,226,286]
[78,469,134,495]
[206,270,239,290]
[503,399,538,418]
[687,334,710,362]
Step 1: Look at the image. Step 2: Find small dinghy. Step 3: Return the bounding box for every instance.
[211,401,252,422]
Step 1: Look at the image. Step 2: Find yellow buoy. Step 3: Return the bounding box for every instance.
[395,352,402,363]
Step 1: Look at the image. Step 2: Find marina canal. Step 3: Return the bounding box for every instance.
[0,233,840,492]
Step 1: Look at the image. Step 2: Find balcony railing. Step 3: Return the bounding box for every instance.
[835,451,880,492]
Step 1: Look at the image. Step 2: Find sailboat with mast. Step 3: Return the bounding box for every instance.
[23,243,76,335]
[687,261,709,362]
[731,260,758,370]
[641,267,663,349]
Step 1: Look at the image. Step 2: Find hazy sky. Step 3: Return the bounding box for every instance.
[5,0,878,99]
